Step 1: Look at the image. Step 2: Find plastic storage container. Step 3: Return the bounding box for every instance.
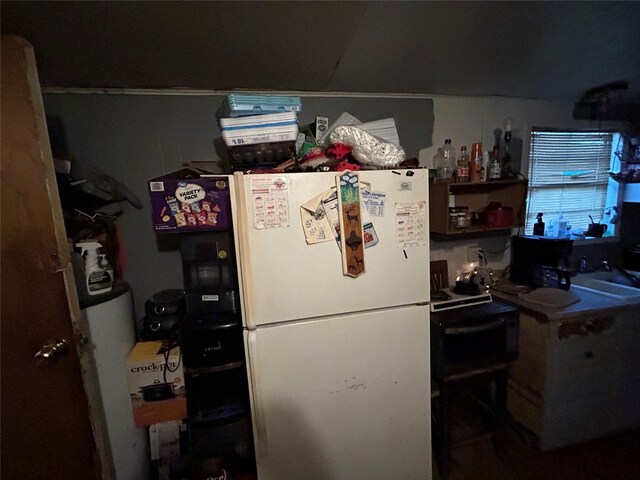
[218,94,302,118]
[548,213,568,238]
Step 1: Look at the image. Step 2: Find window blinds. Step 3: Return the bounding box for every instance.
[526,130,613,234]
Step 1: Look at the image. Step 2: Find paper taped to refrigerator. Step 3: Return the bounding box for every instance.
[396,201,427,248]
[250,176,290,229]
[300,186,378,249]
[362,190,386,217]
[300,190,332,244]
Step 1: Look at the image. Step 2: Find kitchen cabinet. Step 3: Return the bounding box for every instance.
[507,311,640,450]
[429,179,527,238]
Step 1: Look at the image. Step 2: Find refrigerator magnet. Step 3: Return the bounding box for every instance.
[337,171,365,278]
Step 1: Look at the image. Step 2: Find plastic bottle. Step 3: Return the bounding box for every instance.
[76,241,113,295]
[480,151,489,182]
[456,146,470,183]
[99,254,114,286]
[441,139,456,182]
[69,240,89,301]
[469,143,482,182]
[550,213,568,238]
[433,148,445,181]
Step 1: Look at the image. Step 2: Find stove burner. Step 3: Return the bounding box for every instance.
[452,280,482,296]
[431,289,452,301]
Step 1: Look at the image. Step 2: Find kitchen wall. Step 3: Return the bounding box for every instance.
[43,91,610,317]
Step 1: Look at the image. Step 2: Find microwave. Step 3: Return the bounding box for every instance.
[430,301,519,379]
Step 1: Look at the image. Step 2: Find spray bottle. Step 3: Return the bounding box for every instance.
[76,242,113,295]
[99,254,114,285]
[533,212,545,236]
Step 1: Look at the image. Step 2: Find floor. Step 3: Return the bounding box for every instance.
[433,392,640,480]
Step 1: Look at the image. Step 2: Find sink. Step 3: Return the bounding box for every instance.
[572,270,640,300]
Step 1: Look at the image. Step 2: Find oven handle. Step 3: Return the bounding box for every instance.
[445,319,504,335]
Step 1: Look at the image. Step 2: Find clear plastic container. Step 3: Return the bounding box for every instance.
[550,213,568,238]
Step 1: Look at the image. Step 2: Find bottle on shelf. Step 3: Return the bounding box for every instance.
[455,145,470,183]
[441,139,456,182]
[488,146,502,180]
[480,151,489,182]
[469,142,482,182]
[433,148,445,181]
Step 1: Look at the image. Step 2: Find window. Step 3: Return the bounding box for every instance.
[525,130,619,236]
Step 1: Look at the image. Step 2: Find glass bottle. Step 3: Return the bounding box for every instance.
[488,146,502,180]
[469,142,482,182]
[456,145,469,183]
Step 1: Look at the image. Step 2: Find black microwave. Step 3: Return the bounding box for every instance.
[430,301,519,379]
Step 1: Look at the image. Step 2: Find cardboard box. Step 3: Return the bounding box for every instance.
[127,341,187,427]
[148,168,231,233]
[149,420,188,460]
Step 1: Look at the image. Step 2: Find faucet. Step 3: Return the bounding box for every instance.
[598,260,613,272]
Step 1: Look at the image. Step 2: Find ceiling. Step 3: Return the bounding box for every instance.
[2,1,640,103]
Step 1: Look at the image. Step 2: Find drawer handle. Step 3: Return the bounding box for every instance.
[584,351,594,359]
[444,319,503,335]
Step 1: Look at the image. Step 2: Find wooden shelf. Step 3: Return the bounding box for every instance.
[429,178,528,239]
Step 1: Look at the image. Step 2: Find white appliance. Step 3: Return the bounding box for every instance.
[231,170,432,480]
[82,284,148,480]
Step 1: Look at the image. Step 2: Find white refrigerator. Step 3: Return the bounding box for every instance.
[231,170,432,480]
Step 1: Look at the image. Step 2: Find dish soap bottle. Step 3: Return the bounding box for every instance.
[533,212,545,236]
[76,241,113,295]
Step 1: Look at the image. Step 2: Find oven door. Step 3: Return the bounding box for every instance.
[434,313,518,377]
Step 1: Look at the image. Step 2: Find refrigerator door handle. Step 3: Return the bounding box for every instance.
[247,330,268,455]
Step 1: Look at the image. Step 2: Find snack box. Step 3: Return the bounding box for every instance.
[148,168,231,233]
[127,340,187,427]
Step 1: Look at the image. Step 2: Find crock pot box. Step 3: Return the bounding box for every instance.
[127,341,186,427]
[148,168,231,233]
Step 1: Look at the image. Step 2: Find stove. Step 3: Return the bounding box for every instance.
[430,289,493,312]
[430,300,520,378]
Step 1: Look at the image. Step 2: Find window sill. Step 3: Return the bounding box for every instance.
[571,236,619,246]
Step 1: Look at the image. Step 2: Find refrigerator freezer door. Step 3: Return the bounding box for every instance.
[235,170,430,328]
[244,305,432,480]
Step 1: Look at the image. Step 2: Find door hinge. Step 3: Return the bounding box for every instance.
[75,332,89,346]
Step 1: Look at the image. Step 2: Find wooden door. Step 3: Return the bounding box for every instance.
[1,35,102,479]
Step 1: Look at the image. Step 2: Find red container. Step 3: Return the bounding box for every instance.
[486,205,514,227]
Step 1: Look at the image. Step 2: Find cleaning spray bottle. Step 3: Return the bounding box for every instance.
[76,241,113,295]
[99,253,114,285]
[533,212,545,236]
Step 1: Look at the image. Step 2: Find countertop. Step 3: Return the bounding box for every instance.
[491,281,637,323]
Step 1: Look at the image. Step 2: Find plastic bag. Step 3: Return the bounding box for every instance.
[329,126,405,168]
